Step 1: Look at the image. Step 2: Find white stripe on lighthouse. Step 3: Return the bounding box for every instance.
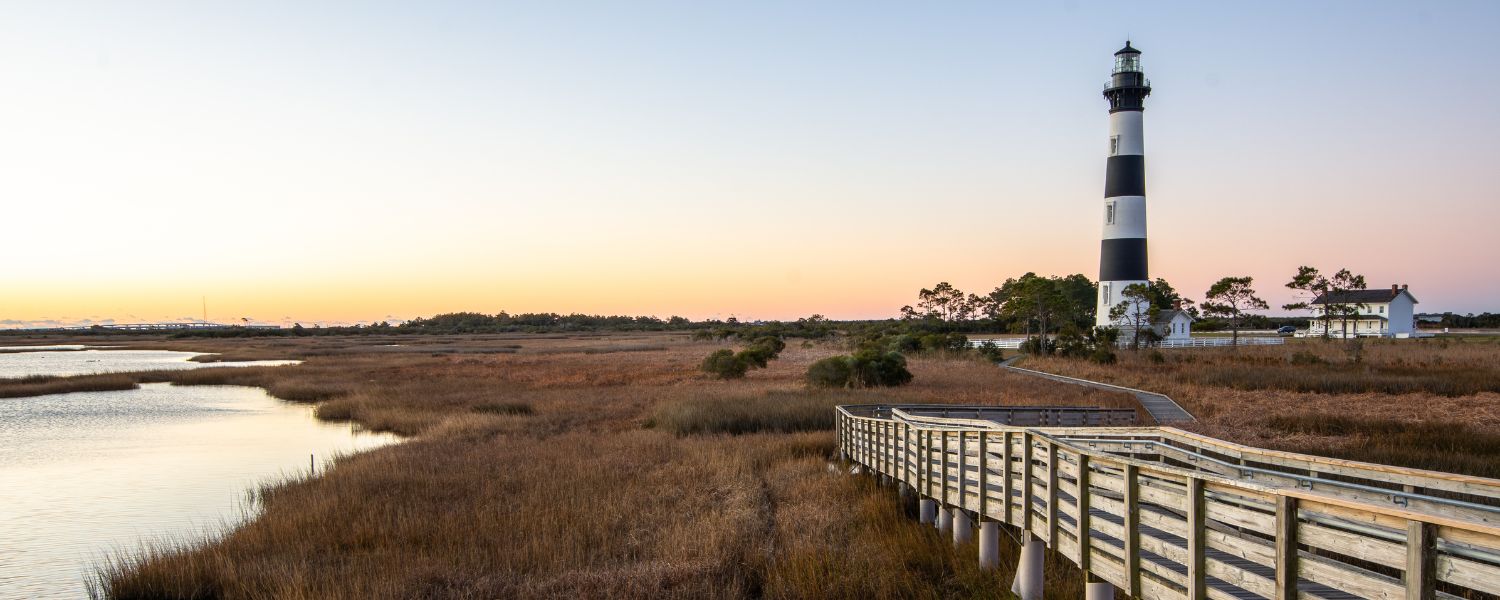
[1108,111,1144,156]
[1102,195,1147,239]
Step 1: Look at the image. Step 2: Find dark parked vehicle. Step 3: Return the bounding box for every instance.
[1277,325,1298,335]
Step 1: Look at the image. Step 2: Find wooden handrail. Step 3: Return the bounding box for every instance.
[836,404,1500,599]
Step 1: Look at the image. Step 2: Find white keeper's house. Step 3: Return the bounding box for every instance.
[1307,284,1419,338]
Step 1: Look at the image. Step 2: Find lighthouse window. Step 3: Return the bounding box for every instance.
[1103,284,1112,306]
[1110,136,1120,156]
[1106,202,1116,225]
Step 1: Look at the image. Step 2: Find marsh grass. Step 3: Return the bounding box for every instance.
[650,390,846,435]
[0,373,139,398]
[1025,341,1500,478]
[1264,413,1500,478]
[472,401,534,415]
[3,334,1147,599]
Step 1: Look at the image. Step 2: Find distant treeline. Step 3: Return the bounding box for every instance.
[1422,312,1500,329]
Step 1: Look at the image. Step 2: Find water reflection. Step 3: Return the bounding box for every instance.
[0,380,396,598]
[0,349,297,378]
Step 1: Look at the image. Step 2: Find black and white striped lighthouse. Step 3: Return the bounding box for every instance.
[1096,41,1152,328]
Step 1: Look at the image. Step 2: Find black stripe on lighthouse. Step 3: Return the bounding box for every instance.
[1099,238,1148,281]
[1104,155,1145,197]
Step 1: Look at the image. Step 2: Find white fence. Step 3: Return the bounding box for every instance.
[968,336,1285,350]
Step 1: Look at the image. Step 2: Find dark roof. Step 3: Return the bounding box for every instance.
[1311,289,1415,305]
[1151,309,1193,325]
[1115,41,1140,55]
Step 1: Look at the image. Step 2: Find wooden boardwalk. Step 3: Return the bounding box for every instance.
[837,404,1500,599]
[1000,361,1195,423]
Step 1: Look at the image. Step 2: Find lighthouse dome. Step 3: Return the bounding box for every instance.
[1115,41,1140,55]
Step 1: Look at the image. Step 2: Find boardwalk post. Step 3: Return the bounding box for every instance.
[978,432,989,519]
[1022,432,1035,534]
[837,413,846,462]
[1002,431,1014,525]
[918,429,930,498]
[919,498,937,524]
[1406,520,1436,600]
[938,432,954,534]
[957,432,967,513]
[1124,463,1141,598]
[1046,442,1059,546]
[1076,453,1092,571]
[899,422,907,485]
[941,431,951,507]
[1187,477,1207,600]
[1275,495,1299,600]
[882,421,890,476]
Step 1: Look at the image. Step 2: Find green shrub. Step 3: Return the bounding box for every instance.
[974,342,1005,363]
[882,334,923,353]
[806,356,855,387]
[701,349,749,379]
[919,333,969,353]
[739,335,786,368]
[700,336,786,379]
[809,350,913,388]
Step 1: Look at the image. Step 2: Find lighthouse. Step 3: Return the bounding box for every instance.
[1096,41,1152,328]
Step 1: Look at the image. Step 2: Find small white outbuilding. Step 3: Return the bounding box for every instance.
[1151,308,1194,341]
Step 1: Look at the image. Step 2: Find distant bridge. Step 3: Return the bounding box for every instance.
[837,404,1500,600]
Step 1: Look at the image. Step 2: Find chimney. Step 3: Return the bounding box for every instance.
[1401,284,1408,290]
[1391,284,1399,293]
[1173,299,1182,310]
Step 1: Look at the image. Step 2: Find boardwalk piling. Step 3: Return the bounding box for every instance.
[1085,579,1114,600]
[936,506,953,533]
[977,521,1000,570]
[919,498,937,524]
[952,510,973,546]
[1010,533,1044,600]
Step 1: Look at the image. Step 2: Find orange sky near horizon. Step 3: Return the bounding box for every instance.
[3,3,1498,328]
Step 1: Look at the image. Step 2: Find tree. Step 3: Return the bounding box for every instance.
[1284,266,1333,338]
[1201,276,1269,346]
[1055,274,1100,329]
[1145,278,1197,318]
[1109,283,1159,349]
[1284,266,1367,341]
[1327,269,1368,341]
[913,282,974,323]
[995,273,1065,353]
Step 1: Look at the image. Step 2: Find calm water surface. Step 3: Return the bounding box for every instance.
[0,348,297,378]
[0,351,397,599]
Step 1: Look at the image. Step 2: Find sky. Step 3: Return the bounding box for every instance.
[3,1,1498,327]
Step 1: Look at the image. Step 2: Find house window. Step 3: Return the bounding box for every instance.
[1379,306,1385,314]
[1106,202,1116,225]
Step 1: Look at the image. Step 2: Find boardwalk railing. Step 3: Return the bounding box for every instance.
[837,404,1500,599]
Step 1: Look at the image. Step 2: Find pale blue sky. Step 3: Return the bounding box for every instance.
[2,2,1497,324]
